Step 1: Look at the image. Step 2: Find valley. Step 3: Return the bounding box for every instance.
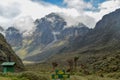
[0,1,120,80]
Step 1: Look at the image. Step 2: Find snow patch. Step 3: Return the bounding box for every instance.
[46,17,56,23]
[52,31,60,42]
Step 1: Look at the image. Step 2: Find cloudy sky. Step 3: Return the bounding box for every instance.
[0,0,120,31]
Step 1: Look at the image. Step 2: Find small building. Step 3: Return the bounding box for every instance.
[1,62,15,73]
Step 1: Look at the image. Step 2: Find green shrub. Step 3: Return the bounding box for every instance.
[19,71,48,80]
[107,73,120,79]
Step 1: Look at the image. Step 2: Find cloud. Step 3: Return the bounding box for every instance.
[59,13,96,28]
[13,16,35,34]
[64,0,93,11]
[85,0,120,22]
[0,0,120,30]
[0,3,21,18]
[0,0,82,29]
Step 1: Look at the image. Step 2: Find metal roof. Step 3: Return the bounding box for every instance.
[1,62,15,66]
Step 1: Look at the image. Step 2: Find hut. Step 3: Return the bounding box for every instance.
[1,62,15,73]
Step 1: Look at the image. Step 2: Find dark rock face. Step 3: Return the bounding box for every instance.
[5,27,23,47]
[0,33,24,71]
[45,13,66,32]
[72,9,120,50]
[5,13,89,48]
[89,9,120,44]
[4,13,90,62]
[33,13,89,46]
[23,13,90,61]
[32,13,67,46]
[57,23,89,40]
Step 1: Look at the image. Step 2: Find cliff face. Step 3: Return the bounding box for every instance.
[5,13,89,62]
[0,33,24,71]
[5,27,23,47]
[72,9,120,50]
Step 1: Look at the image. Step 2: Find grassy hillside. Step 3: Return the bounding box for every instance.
[0,65,120,80]
[0,33,24,71]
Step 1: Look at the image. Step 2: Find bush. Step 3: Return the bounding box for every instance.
[107,73,120,79]
[19,71,48,80]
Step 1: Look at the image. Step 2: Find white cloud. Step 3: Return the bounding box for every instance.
[64,0,93,11]
[0,0,120,30]
[0,0,81,30]
[13,16,35,33]
[85,0,120,22]
[0,3,21,18]
[59,13,96,28]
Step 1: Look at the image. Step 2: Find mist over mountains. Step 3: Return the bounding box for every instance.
[1,13,89,62]
[0,8,120,65]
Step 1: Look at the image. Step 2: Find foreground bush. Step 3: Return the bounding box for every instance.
[107,72,120,79]
[19,71,48,80]
[0,71,48,80]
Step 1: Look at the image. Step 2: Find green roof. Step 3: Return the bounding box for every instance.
[1,62,15,66]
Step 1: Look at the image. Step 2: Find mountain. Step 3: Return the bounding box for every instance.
[4,9,120,73]
[24,23,89,62]
[5,13,89,62]
[5,27,23,47]
[0,26,4,35]
[57,23,89,40]
[72,8,120,52]
[0,26,4,31]
[26,9,120,73]
[0,33,24,71]
[32,13,67,46]
[45,9,120,73]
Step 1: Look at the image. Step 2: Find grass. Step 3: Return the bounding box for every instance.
[0,63,120,80]
[25,63,120,80]
[0,71,48,80]
[0,77,11,80]
[0,71,120,80]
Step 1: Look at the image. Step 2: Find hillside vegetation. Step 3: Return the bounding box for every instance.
[0,33,24,71]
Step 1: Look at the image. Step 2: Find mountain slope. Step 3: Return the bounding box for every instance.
[0,26,4,35]
[0,33,24,71]
[7,13,89,61]
[3,8,120,74]
[72,8,120,52]
[43,9,120,73]
[5,27,23,47]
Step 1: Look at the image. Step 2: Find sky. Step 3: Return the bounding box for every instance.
[0,0,120,32]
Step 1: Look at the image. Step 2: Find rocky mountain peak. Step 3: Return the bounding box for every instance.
[95,9,120,31]
[45,13,64,22]
[4,12,90,61]
[5,27,23,47]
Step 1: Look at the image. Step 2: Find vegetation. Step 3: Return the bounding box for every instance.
[0,54,120,80]
[0,33,24,71]
[0,71,48,80]
[1,7,120,80]
[52,61,58,71]
[74,56,79,71]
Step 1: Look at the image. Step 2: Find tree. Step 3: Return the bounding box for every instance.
[74,56,79,71]
[52,62,58,71]
[67,59,74,73]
